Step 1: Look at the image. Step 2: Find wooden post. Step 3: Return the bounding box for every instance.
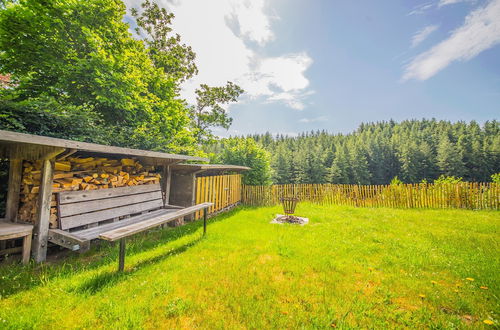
[22,233,32,264]
[162,165,172,207]
[203,208,207,236]
[118,238,126,272]
[32,159,55,262]
[5,158,22,222]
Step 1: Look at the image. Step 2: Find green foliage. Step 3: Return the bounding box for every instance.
[0,0,244,154]
[131,0,198,83]
[271,144,293,184]
[191,82,244,144]
[327,144,351,184]
[491,173,500,183]
[294,140,328,184]
[433,175,463,184]
[0,0,212,154]
[247,120,500,184]
[436,134,466,177]
[0,97,109,143]
[212,137,271,185]
[390,176,403,185]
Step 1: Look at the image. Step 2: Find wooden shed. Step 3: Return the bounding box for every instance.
[0,130,209,262]
[169,164,249,220]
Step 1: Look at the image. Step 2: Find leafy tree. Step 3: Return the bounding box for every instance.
[131,1,243,145]
[191,82,244,144]
[131,0,197,83]
[214,137,272,185]
[0,97,108,143]
[491,173,500,183]
[0,0,195,152]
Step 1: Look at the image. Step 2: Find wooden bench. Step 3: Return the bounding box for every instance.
[48,184,212,270]
[0,221,33,264]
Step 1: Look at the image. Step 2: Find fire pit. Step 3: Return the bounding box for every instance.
[271,196,309,225]
[280,196,299,215]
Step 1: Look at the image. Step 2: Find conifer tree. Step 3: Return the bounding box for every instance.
[436,135,466,177]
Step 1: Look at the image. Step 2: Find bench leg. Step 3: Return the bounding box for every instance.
[22,234,32,265]
[118,238,126,272]
[203,208,207,236]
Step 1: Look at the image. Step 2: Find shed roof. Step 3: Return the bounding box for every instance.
[0,130,207,164]
[170,163,250,174]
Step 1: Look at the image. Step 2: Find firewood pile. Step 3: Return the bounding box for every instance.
[18,157,162,228]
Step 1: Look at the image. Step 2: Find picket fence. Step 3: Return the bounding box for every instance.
[241,183,500,210]
[194,174,242,219]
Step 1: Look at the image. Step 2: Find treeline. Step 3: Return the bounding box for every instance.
[245,119,499,184]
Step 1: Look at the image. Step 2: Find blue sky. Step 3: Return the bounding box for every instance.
[127,0,500,136]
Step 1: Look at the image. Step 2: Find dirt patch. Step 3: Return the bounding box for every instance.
[391,297,420,311]
[271,214,309,225]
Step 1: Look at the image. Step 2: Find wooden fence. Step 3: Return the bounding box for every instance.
[194,174,242,219]
[242,183,500,210]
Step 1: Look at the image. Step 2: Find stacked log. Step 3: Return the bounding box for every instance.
[18,157,162,228]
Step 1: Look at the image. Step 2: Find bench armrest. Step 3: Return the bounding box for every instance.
[48,229,90,252]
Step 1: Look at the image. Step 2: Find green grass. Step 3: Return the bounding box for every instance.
[0,204,498,329]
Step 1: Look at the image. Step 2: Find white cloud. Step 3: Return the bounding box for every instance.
[408,0,476,15]
[125,0,313,110]
[266,90,314,110]
[438,0,476,7]
[229,0,275,45]
[403,0,500,81]
[411,25,439,47]
[299,116,327,123]
[407,2,434,16]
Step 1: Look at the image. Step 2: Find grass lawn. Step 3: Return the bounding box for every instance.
[0,204,498,328]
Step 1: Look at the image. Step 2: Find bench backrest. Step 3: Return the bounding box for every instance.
[57,184,163,231]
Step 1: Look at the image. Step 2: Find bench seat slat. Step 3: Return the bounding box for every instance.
[60,199,163,230]
[99,203,213,242]
[75,209,174,240]
[59,190,163,217]
[58,184,161,204]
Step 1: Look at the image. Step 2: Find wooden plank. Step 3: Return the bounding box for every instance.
[59,190,163,217]
[162,165,171,206]
[33,159,55,262]
[75,209,174,240]
[47,229,90,251]
[5,158,22,222]
[118,239,126,271]
[0,222,33,239]
[0,129,207,162]
[58,184,161,204]
[60,199,163,230]
[195,177,202,219]
[99,203,213,241]
[0,246,23,256]
[53,171,88,180]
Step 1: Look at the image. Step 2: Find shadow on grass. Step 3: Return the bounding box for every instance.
[75,237,203,295]
[0,207,244,298]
